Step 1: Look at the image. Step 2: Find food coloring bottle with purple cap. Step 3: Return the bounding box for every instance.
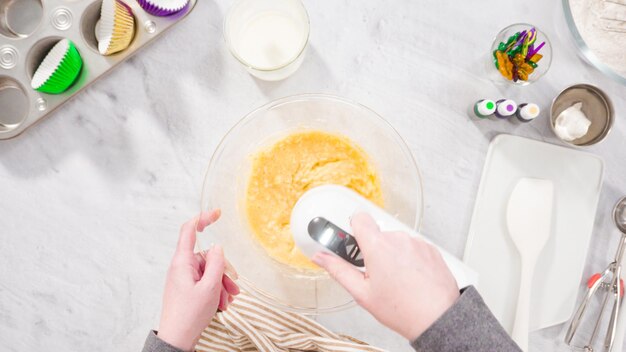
[495,99,518,119]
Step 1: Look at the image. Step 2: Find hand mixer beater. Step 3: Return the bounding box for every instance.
[565,197,626,352]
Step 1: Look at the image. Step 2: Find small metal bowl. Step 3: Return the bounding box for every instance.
[550,84,613,146]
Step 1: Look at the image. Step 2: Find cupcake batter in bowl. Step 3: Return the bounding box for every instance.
[246,130,383,270]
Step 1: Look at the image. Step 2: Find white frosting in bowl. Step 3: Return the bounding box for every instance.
[554,102,591,142]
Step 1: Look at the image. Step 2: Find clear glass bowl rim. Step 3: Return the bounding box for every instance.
[199,93,424,314]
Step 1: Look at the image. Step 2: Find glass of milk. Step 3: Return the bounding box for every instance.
[224,0,310,81]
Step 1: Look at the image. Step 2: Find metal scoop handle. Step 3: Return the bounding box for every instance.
[565,234,626,352]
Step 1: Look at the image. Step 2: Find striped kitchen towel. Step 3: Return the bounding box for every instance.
[195,291,387,352]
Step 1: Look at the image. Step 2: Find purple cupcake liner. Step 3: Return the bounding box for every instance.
[137,0,189,17]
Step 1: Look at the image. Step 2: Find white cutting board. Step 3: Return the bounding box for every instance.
[464,134,604,332]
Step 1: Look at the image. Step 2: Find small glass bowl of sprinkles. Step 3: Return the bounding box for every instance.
[491,23,552,86]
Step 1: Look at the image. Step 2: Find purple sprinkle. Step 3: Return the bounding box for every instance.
[514,30,528,47]
[527,41,546,59]
[506,104,514,112]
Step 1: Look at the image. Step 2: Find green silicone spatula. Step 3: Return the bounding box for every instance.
[508,177,554,351]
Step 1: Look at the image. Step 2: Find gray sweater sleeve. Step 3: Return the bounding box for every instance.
[411,286,521,352]
[142,331,187,352]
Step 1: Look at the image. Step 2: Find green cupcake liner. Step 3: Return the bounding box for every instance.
[35,40,83,94]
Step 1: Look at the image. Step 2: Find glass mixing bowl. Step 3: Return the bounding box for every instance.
[199,94,423,314]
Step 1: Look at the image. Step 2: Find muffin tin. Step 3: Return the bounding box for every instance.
[0,0,196,139]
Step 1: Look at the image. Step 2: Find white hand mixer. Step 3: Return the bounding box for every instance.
[290,184,478,289]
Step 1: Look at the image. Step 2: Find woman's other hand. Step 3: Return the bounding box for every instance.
[157,210,240,351]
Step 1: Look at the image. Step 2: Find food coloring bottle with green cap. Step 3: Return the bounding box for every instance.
[472,99,496,119]
[516,103,540,123]
[495,99,517,119]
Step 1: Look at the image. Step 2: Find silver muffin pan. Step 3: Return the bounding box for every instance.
[0,0,197,139]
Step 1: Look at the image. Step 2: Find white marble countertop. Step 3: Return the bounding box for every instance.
[2,0,626,351]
